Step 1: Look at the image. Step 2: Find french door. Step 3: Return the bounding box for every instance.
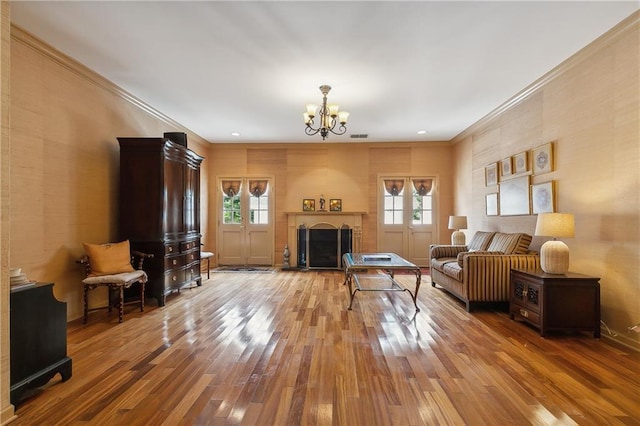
[377,176,437,266]
[217,177,274,265]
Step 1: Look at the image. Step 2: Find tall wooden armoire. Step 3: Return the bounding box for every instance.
[118,137,204,306]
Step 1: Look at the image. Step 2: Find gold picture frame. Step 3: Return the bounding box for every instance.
[531,181,555,214]
[302,199,315,212]
[513,151,529,174]
[501,157,513,178]
[486,193,499,216]
[532,142,554,175]
[485,162,498,186]
[329,199,342,212]
[499,175,530,216]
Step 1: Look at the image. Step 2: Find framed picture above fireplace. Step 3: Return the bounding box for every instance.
[329,199,342,212]
[302,199,315,212]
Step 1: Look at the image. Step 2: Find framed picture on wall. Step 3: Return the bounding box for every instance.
[485,162,498,186]
[329,199,342,212]
[486,193,499,216]
[302,199,315,212]
[533,142,554,175]
[531,181,555,214]
[513,151,529,174]
[499,175,530,216]
[501,157,513,178]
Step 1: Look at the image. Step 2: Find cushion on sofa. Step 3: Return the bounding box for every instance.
[486,232,532,254]
[456,251,504,267]
[467,231,496,251]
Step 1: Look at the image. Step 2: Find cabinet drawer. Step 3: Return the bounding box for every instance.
[181,240,199,252]
[165,254,186,270]
[164,269,185,289]
[185,250,200,264]
[165,243,180,255]
[511,305,540,325]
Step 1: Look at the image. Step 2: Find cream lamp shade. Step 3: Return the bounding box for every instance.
[534,213,575,274]
[448,216,468,245]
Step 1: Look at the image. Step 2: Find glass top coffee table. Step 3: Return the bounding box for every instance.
[342,252,422,312]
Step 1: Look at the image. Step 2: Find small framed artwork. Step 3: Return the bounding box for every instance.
[513,151,528,174]
[501,157,513,178]
[533,142,554,175]
[531,181,555,214]
[485,162,498,186]
[486,193,499,216]
[329,199,342,212]
[302,199,315,212]
[499,175,530,216]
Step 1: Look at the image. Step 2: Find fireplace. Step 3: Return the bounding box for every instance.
[285,211,363,268]
[297,223,352,269]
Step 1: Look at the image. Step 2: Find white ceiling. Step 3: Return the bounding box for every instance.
[10,1,639,144]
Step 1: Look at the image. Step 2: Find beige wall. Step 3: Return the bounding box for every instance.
[8,26,211,323]
[206,142,453,258]
[451,12,639,349]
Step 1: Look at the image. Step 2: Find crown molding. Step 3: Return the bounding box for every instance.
[451,10,639,145]
[9,24,210,146]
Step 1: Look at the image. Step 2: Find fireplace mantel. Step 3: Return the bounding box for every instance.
[286,212,365,267]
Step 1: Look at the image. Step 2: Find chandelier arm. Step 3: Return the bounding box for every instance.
[305,125,321,136]
[329,124,347,136]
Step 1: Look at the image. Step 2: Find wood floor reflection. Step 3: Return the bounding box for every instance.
[12,270,640,425]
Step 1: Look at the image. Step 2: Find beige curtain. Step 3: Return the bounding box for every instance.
[221,180,242,197]
[248,180,269,197]
[412,178,433,196]
[384,179,404,196]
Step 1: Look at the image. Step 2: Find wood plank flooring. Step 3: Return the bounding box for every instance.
[11,270,640,425]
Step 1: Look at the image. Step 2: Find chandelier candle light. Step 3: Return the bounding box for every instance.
[303,85,349,140]
[448,216,468,245]
[534,212,575,274]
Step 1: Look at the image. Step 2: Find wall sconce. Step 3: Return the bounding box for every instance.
[448,216,468,245]
[534,212,575,274]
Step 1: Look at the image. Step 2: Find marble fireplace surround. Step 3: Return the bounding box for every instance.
[286,212,365,268]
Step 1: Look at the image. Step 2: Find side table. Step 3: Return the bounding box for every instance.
[510,269,600,338]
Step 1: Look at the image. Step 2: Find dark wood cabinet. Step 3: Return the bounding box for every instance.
[118,137,204,306]
[10,283,72,406]
[510,269,600,337]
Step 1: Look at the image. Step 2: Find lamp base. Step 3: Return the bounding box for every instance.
[540,240,569,274]
[451,230,466,245]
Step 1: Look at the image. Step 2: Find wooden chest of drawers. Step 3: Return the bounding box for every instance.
[510,269,600,338]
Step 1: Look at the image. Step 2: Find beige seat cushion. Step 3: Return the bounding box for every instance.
[83,240,135,277]
[82,270,147,285]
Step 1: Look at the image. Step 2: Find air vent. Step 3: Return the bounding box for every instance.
[350,134,368,139]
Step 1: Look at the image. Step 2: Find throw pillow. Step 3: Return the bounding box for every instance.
[467,231,496,251]
[487,233,532,255]
[83,240,135,277]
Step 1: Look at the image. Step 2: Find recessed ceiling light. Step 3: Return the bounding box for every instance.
[417,130,427,135]
[231,132,240,137]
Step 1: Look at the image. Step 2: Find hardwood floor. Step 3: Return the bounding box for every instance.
[11,270,640,425]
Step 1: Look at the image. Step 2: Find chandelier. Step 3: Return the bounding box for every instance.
[303,85,350,140]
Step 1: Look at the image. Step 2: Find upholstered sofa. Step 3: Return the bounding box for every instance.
[430,231,540,312]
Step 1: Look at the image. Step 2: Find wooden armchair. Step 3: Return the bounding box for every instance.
[78,241,153,323]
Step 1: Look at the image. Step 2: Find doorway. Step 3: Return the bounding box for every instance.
[377,176,437,266]
[217,177,274,266]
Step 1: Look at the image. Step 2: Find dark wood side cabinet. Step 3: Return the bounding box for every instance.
[10,283,72,406]
[118,137,204,306]
[510,269,600,338]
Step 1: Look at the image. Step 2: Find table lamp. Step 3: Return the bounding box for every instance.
[534,213,575,274]
[448,216,468,245]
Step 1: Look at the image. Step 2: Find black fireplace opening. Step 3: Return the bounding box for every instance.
[298,224,352,269]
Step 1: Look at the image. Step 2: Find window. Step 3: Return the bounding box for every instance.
[412,178,433,225]
[383,179,404,224]
[222,180,241,224]
[249,180,269,224]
